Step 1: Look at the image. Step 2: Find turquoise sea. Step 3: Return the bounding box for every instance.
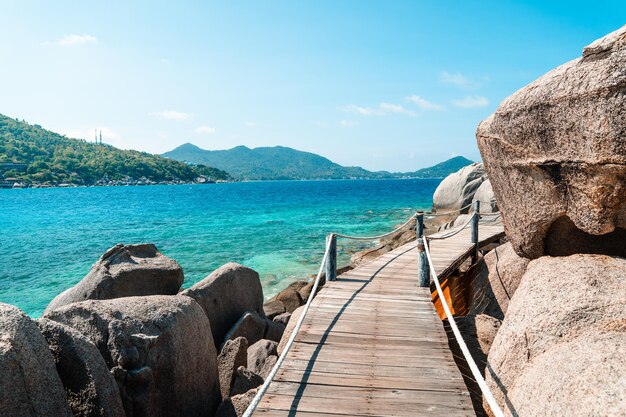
[0,179,440,317]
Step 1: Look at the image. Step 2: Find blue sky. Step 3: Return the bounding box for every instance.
[1,1,624,171]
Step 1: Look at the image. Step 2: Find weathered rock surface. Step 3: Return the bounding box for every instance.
[274,287,304,313]
[262,300,285,319]
[486,254,626,416]
[0,303,73,417]
[44,244,184,315]
[469,242,530,320]
[273,312,291,325]
[264,318,286,342]
[247,339,278,375]
[477,26,626,259]
[217,337,248,400]
[278,305,305,355]
[224,311,267,346]
[215,389,257,417]
[472,179,498,213]
[231,366,264,396]
[433,162,486,214]
[259,355,278,379]
[181,262,264,345]
[37,318,125,417]
[45,295,220,417]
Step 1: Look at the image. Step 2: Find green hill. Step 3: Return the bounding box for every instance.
[0,115,232,186]
[400,156,475,178]
[163,143,473,181]
[162,143,390,180]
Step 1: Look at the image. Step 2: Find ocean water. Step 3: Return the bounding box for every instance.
[0,179,441,317]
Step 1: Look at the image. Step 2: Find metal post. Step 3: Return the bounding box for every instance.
[417,238,430,287]
[416,212,424,238]
[326,233,337,281]
[471,200,480,262]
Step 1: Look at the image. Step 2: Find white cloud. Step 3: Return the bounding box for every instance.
[452,95,490,108]
[406,95,444,111]
[339,120,358,127]
[341,102,415,117]
[245,121,257,127]
[440,71,480,89]
[45,34,98,46]
[194,125,216,135]
[151,110,192,121]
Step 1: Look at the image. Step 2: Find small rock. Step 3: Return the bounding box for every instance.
[44,243,184,314]
[224,311,267,346]
[181,263,265,346]
[259,355,278,379]
[275,287,304,313]
[217,337,248,400]
[264,319,286,342]
[262,300,285,319]
[215,389,257,417]
[231,366,264,396]
[273,312,291,325]
[247,339,278,375]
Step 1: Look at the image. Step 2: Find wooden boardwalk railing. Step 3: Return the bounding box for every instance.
[246,207,505,417]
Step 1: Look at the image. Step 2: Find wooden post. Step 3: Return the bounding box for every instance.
[471,200,480,262]
[417,238,430,287]
[416,212,424,238]
[326,233,337,281]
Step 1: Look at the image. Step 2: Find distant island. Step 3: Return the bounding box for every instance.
[0,115,232,188]
[163,143,474,181]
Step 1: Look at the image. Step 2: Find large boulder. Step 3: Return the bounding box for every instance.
[37,318,126,417]
[477,26,626,259]
[215,389,257,417]
[432,162,486,214]
[277,305,305,355]
[44,243,184,314]
[224,311,267,346]
[45,295,220,417]
[181,262,264,345]
[217,337,248,400]
[469,242,530,320]
[0,303,73,417]
[485,255,626,416]
[247,339,278,375]
[472,179,498,213]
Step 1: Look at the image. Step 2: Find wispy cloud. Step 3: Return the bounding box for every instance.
[44,34,98,46]
[439,71,480,89]
[245,121,257,127]
[341,102,415,117]
[339,120,359,127]
[406,95,444,111]
[452,95,490,108]
[151,110,192,121]
[194,125,216,135]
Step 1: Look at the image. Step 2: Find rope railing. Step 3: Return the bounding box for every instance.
[423,235,505,417]
[244,202,503,416]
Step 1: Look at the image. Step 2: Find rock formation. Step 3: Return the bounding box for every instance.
[45,295,220,417]
[433,162,486,214]
[37,318,126,417]
[485,255,626,416]
[247,339,278,375]
[477,25,626,259]
[0,303,73,417]
[217,337,249,400]
[44,243,184,314]
[181,262,265,345]
[224,311,267,346]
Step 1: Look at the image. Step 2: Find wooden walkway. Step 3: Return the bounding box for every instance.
[253,220,504,417]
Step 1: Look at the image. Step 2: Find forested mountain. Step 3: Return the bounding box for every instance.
[0,115,232,186]
[163,143,389,180]
[163,143,474,181]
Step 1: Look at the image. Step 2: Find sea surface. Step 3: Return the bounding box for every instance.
[0,179,441,317]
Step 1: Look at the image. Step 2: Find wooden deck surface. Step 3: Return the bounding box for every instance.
[252,220,504,417]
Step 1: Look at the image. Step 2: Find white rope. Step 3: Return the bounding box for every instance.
[334,212,417,241]
[242,236,333,417]
[423,237,505,417]
[424,202,473,217]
